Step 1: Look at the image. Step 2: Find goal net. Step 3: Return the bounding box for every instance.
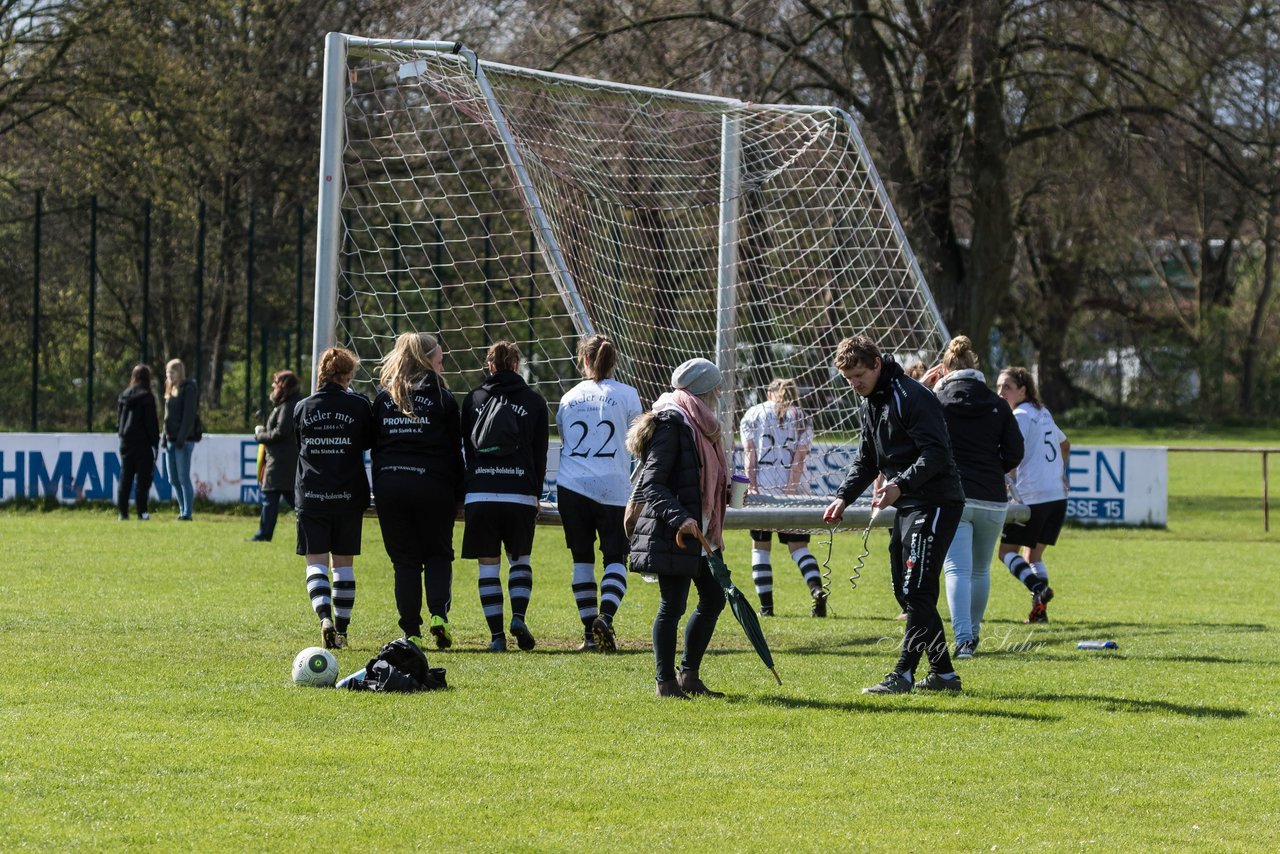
[314,34,949,466]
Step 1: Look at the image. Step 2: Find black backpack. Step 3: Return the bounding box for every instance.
[346,638,447,692]
[470,389,521,457]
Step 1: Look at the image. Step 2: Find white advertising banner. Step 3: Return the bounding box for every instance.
[1064,445,1167,527]
[0,433,262,505]
[0,434,1167,527]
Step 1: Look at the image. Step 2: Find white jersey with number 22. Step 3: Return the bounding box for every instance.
[556,378,644,506]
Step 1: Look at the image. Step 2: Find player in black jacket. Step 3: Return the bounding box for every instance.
[372,332,464,651]
[293,346,375,650]
[460,341,550,652]
[823,336,966,694]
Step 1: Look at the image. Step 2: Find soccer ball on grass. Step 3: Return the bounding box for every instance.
[292,647,339,687]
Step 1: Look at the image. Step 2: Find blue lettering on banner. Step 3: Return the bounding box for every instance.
[241,484,261,504]
[1067,498,1125,520]
[1067,448,1127,495]
[1097,452,1124,492]
[241,441,258,480]
[30,451,74,497]
[1,451,25,494]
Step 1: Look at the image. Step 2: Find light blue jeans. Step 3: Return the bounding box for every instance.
[943,500,1008,645]
[166,442,195,518]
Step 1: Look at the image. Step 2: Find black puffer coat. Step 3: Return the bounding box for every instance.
[628,410,707,578]
[933,369,1023,503]
[259,390,302,492]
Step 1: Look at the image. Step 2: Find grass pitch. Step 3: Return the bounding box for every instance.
[2,435,1278,850]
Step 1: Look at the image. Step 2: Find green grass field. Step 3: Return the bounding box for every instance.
[2,433,1278,850]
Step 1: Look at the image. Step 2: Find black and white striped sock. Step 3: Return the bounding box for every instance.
[792,547,822,593]
[599,561,627,623]
[331,565,355,633]
[751,549,773,611]
[572,562,598,628]
[478,561,504,638]
[1032,560,1050,588]
[305,563,332,620]
[508,555,533,623]
[1004,553,1045,594]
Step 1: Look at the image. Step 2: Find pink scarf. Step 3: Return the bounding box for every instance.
[653,389,729,551]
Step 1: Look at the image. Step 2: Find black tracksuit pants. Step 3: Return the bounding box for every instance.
[117,446,155,517]
[375,474,457,636]
[888,503,963,677]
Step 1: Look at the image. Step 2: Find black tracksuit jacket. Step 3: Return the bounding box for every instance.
[460,369,549,499]
[836,356,965,510]
[293,382,375,514]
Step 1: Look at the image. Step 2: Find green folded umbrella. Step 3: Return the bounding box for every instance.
[687,526,782,685]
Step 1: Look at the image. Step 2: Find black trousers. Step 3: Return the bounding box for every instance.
[888,504,963,677]
[375,475,457,636]
[653,564,726,683]
[117,447,155,517]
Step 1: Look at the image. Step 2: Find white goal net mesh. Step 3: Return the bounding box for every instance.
[329,40,947,451]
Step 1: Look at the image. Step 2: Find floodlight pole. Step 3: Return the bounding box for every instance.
[716,112,742,453]
[311,32,348,388]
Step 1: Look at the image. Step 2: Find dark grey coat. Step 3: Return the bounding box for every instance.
[259,391,302,493]
[628,410,708,578]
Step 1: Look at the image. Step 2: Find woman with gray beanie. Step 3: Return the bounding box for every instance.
[625,358,729,699]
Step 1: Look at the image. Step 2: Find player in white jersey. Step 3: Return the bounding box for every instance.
[996,367,1070,623]
[738,378,827,616]
[555,334,644,651]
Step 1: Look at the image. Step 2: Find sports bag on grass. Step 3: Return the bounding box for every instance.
[470,391,521,457]
[346,638,447,692]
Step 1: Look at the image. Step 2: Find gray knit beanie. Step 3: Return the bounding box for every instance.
[670,358,723,395]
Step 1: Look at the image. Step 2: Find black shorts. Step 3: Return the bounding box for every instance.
[748,529,811,546]
[461,501,539,559]
[558,487,628,563]
[296,508,364,556]
[1002,499,1068,548]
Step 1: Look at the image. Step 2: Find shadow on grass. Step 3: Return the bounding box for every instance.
[985,691,1247,719]
[755,694,1060,721]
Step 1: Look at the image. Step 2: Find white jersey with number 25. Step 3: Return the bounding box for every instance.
[556,378,644,506]
[739,402,814,494]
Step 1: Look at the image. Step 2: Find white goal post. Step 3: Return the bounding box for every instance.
[312,32,951,521]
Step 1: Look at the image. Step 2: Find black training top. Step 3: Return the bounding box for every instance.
[836,356,965,510]
[460,369,549,500]
[293,382,375,513]
[933,369,1024,503]
[371,373,464,500]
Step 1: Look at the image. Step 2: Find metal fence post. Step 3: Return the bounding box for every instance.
[31,190,41,432]
[195,200,206,388]
[87,195,98,432]
[245,206,255,425]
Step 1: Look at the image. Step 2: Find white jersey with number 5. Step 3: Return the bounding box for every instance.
[738,402,814,494]
[1011,402,1068,505]
[556,379,644,506]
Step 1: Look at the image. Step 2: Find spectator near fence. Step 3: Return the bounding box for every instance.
[162,359,200,521]
[249,370,302,542]
[116,364,160,521]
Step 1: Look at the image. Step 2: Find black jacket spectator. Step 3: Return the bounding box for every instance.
[934,369,1024,503]
[460,369,549,499]
[372,373,464,500]
[118,386,160,454]
[163,378,198,447]
[628,411,705,578]
[293,382,375,513]
[259,390,302,493]
[837,356,964,509]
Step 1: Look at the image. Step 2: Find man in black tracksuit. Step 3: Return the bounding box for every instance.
[823,336,966,694]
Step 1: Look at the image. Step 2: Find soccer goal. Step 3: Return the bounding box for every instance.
[313,33,949,452]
